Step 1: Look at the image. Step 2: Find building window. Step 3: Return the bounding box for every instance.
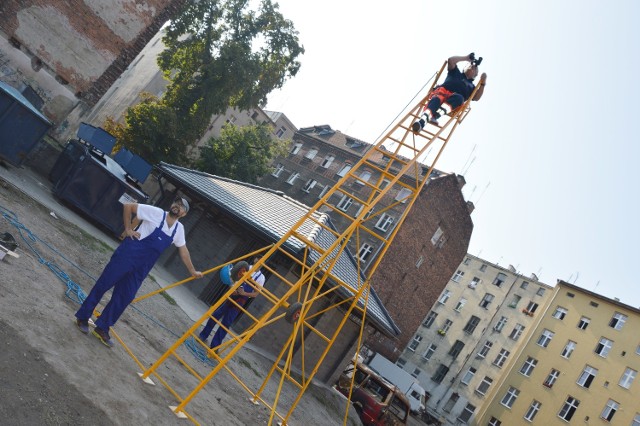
[536,287,545,296]
[590,301,599,307]
[423,311,437,328]
[463,315,480,334]
[290,142,302,154]
[476,376,493,395]
[432,364,449,383]
[430,226,446,248]
[480,293,495,309]
[441,319,453,334]
[396,358,406,368]
[461,367,476,385]
[286,172,299,185]
[302,179,317,193]
[442,393,458,413]
[552,306,568,320]
[577,316,590,330]
[537,329,554,348]
[275,126,287,138]
[595,337,613,357]
[558,396,580,421]
[492,273,507,287]
[488,417,502,426]
[500,386,519,408]
[457,403,475,423]
[577,365,598,388]
[454,298,467,312]
[479,264,487,272]
[408,334,422,351]
[520,281,529,289]
[494,316,508,332]
[395,187,413,203]
[463,257,471,265]
[374,213,394,232]
[524,301,539,316]
[524,400,542,422]
[561,340,576,358]
[356,170,371,185]
[438,290,451,304]
[609,312,628,330]
[449,340,465,359]
[632,413,640,426]
[468,277,481,289]
[304,147,318,160]
[493,348,510,368]
[477,341,493,358]
[358,243,374,262]
[272,163,284,177]
[411,368,421,378]
[543,368,560,388]
[509,323,525,341]
[337,163,352,177]
[423,343,437,361]
[508,294,521,308]
[317,186,329,199]
[619,367,637,389]
[415,256,424,268]
[452,270,465,282]
[379,178,390,189]
[320,155,334,168]
[520,357,538,377]
[336,194,353,212]
[600,399,618,422]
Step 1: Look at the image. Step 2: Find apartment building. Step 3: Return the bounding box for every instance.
[396,254,553,424]
[257,125,474,359]
[476,281,640,425]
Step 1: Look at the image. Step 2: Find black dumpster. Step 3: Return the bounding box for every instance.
[52,138,149,237]
[0,81,52,166]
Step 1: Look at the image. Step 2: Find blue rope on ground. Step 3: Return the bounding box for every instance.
[0,203,191,344]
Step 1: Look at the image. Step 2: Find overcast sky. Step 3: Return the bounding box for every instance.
[265,0,640,307]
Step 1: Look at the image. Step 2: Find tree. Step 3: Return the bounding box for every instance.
[196,123,289,184]
[110,0,303,166]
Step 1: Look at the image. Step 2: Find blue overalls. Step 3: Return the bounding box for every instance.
[200,271,262,350]
[76,212,177,331]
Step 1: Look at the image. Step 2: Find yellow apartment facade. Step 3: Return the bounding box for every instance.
[476,281,640,425]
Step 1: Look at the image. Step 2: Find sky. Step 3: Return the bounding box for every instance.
[265,1,640,307]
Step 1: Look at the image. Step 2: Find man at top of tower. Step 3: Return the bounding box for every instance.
[412,53,487,133]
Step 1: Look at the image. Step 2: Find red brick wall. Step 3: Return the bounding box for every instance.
[0,0,187,105]
[366,174,473,360]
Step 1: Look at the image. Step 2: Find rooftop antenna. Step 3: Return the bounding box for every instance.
[594,280,600,291]
[460,144,477,172]
[474,181,491,206]
[462,156,476,176]
[573,272,579,284]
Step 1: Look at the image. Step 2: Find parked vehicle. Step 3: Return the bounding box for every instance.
[368,354,428,415]
[335,359,410,426]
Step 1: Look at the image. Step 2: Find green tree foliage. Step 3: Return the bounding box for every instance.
[109,0,303,167]
[196,123,289,184]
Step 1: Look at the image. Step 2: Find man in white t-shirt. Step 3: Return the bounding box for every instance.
[75,197,203,347]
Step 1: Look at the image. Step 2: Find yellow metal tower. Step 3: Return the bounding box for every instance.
[134,61,480,425]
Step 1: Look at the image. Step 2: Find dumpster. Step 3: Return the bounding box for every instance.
[0,81,52,166]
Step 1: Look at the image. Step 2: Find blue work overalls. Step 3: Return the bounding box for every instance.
[76,212,177,330]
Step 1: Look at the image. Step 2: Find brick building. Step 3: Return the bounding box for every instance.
[257,125,474,361]
[0,0,186,137]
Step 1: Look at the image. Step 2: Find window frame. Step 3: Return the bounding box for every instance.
[500,386,520,409]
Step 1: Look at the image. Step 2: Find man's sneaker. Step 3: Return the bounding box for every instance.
[411,119,424,133]
[428,117,440,126]
[76,318,90,334]
[92,327,114,348]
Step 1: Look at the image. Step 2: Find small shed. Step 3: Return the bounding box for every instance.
[0,82,52,166]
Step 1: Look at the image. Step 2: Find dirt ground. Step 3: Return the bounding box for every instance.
[0,172,361,426]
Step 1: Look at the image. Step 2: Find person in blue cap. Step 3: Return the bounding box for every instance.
[412,53,487,132]
[75,197,203,347]
[199,258,265,354]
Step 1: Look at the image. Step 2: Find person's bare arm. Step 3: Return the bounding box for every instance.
[122,203,140,239]
[177,245,203,278]
[473,72,487,101]
[448,54,472,70]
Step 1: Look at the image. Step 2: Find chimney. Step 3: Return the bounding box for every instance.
[466,201,475,214]
[456,174,466,189]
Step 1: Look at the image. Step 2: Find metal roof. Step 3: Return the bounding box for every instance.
[158,162,400,336]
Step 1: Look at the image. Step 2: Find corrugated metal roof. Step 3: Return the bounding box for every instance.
[158,162,400,336]
[0,81,51,124]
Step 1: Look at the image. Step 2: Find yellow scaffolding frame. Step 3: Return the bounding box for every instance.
[123,60,479,425]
